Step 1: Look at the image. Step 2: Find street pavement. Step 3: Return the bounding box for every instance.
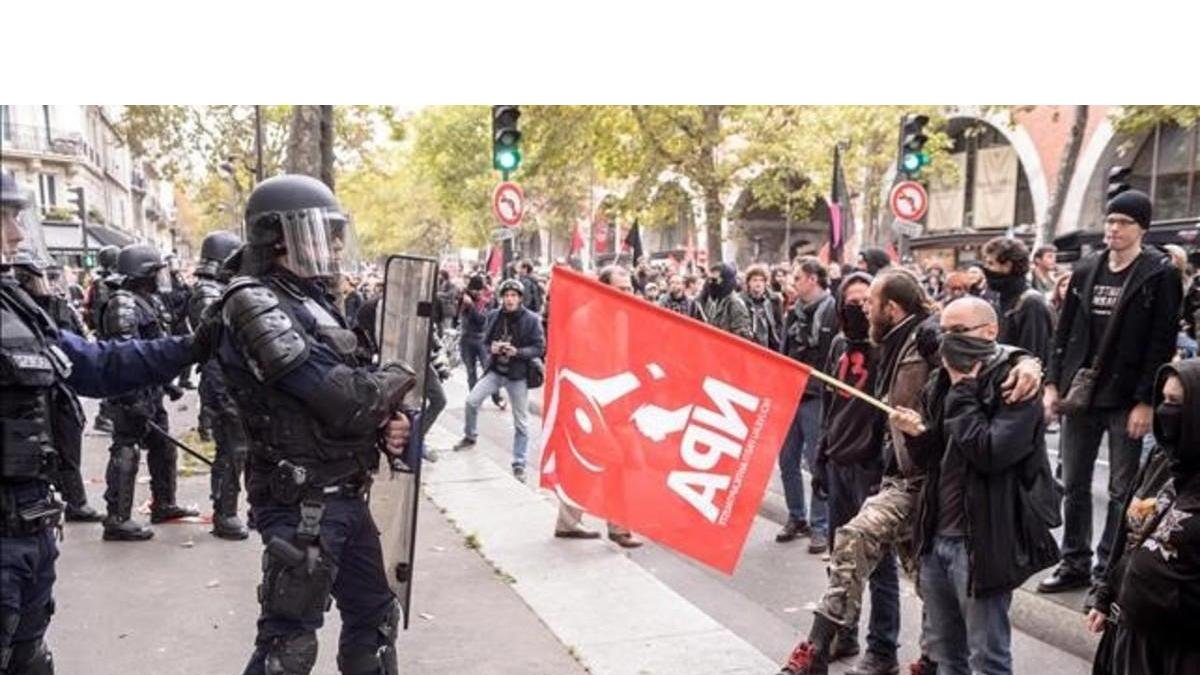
[52,372,1102,673]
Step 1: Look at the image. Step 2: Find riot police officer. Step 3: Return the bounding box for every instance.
[98,243,199,541]
[2,173,204,674]
[189,230,249,540]
[9,253,104,523]
[87,244,122,434]
[209,174,415,675]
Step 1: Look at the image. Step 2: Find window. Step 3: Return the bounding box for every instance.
[1127,123,1200,221]
[38,174,57,211]
[42,106,52,145]
[0,106,11,141]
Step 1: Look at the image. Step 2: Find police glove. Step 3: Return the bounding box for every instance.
[187,317,216,364]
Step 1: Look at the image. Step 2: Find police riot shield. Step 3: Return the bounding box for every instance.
[373,253,438,628]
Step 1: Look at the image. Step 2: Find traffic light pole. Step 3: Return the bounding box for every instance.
[73,187,89,271]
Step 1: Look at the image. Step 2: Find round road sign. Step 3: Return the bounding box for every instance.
[889,181,928,222]
[493,181,525,227]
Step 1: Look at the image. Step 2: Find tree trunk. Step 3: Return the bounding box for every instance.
[1042,105,1088,243]
[319,105,335,190]
[286,105,323,181]
[701,106,724,264]
[703,186,725,265]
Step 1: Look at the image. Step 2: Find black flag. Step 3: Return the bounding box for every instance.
[623,219,644,265]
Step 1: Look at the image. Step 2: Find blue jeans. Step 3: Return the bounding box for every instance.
[778,398,827,535]
[1059,407,1142,578]
[827,458,899,658]
[461,339,503,406]
[920,536,1012,675]
[464,370,530,470]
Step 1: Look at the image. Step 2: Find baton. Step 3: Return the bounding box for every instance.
[145,420,214,467]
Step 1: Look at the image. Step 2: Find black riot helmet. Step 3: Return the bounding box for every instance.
[196,230,242,278]
[243,174,358,279]
[98,245,120,272]
[117,243,171,293]
[2,174,50,272]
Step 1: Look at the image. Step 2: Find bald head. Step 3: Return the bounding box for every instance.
[940,296,999,340]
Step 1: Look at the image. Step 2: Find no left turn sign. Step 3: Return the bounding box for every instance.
[889,181,928,222]
[493,181,525,227]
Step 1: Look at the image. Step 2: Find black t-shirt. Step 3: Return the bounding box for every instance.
[1088,261,1134,365]
[936,446,968,537]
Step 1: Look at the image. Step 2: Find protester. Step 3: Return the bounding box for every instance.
[659,272,706,321]
[1040,189,1184,595]
[1032,244,1059,293]
[962,262,987,297]
[778,257,838,552]
[924,264,946,302]
[703,262,753,340]
[459,273,505,410]
[981,236,1054,363]
[1050,271,1072,321]
[518,259,545,314]
[857,248,891,276]
[742,263,785,351]
[1087,358,1200,675]
[891,296,1060,675]
[553,265,643,548]
[454,279,544,481]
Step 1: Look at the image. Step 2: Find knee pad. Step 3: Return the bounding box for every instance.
[264,632,318,675]
[111,445,139,473]
[258,538,335,622]
[336,601,400,675]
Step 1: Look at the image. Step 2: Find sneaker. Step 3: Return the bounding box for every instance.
[423,448,440,463]
[846,650,899,675]
[513,466,526,482]
[778,641,829,675]
[807,531,829,555]
[452,437,477,451]
[608,532,643,549]
[775,518,812,543]
[150,504,200,523]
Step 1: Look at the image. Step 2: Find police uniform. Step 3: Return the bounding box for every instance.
[189,230,249,540]
[213,174,416,675]
[97,244,197,541]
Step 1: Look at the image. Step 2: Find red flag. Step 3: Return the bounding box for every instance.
[538,267,812,573]
[570,221,584,257]
[485,245,503,278]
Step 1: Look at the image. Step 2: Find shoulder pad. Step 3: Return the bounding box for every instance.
[188,280,223,328]
[101,290,140,338]
[222,279,309,382]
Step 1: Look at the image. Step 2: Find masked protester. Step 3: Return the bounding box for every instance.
[2,172,203,674]
[702,262,752,340]
[1088,358,1200,675]
[980,236,1054,363]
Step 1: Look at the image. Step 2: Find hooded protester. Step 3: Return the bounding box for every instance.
[1088,358,1200,675]
[703,262,752,340]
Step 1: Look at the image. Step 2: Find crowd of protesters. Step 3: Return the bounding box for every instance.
[438,186,1199,675]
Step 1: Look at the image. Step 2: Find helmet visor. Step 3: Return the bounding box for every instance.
[279,207,360,279]
[154,266,173,295]
[2,201,50,268]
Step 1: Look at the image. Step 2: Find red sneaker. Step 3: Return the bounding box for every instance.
[778,640,829,675]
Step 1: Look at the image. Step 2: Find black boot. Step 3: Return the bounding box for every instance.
[65,503,104,522]
[103,445,153,541]
[150,503,200,523]
[775,517,812,543]
[212,514,249,540]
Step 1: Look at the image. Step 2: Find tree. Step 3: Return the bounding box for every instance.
[285,105,337,189]
[339,147,453,260]
[1042,106,1088,243]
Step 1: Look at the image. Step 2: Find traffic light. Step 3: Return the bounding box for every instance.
[492,105,522,174]
[898,114,930,177]
[65,186,86,223]
[1107,166,1132,200]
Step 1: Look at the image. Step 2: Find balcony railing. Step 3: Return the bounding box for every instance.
[1,123,101,168]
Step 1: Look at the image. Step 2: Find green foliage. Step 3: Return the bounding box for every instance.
[1112,106,1200,134]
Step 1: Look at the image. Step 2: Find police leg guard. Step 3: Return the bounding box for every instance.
[262,632,318,675]
[0,600,54,675]
[258,538,335,622]
[211,447,248,540]
[336,601,400,675]
[3,639,54,675]
[102,445,139,523]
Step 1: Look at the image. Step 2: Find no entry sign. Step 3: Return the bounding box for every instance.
[493,181,525,227]
[889,181,928,222]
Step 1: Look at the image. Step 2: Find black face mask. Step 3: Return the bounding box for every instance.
[939,333,996,373]
[1155,401,1184,450]
[841,303,870,341]
[983,268,1023,297]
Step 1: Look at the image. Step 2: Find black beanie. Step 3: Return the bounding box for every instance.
[1106,189,1152,230]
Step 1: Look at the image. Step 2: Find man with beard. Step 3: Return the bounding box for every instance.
[980,236,1054,363]
[659,273,706,321]
[702,262,752,340]
[742,263,785,351]
[809,271,900,670]
[777,269,1045,675]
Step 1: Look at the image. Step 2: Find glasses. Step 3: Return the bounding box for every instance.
[944,322,989,335]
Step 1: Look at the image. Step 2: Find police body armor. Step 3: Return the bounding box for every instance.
[0,280,69,510]
[218,275,380,504]
[99,290,167,414]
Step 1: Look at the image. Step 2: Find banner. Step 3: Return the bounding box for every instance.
[539,267,812,573]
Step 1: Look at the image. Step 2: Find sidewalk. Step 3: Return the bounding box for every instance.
[55,395,586,674]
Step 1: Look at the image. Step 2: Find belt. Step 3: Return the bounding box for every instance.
[0,495,63,537]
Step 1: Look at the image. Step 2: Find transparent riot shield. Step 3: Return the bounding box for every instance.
[373,254,438,628]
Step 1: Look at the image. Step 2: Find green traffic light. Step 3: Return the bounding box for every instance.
[496,149,520,171]
[902,153,921,173]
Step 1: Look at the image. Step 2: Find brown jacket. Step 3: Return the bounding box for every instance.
[881,319,934,477]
